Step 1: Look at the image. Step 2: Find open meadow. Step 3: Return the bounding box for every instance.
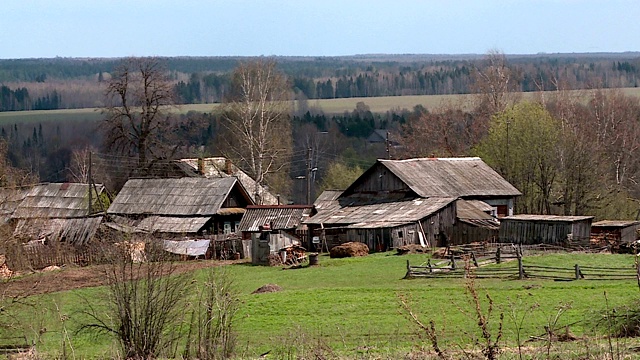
[2,87,640,126]
[2,251,640,359]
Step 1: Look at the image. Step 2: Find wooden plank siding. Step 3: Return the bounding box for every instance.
[345,164,413,198]
[451,221,498,245]
[499,218,592,245]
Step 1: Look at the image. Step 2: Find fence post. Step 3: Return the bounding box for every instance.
[450,252,456,270]
[428,259,433,273]
[517,250,524,280]
[471,252,478,267]
[496,247,501,264]
[574,264,581,280]
[405,260,411,278]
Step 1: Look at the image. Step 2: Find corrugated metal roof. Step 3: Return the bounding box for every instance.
[592,220,640,228]
[108,177,241,216]
[180,157,279,205]
[238,206,313,232]
[12,183,104,219]
[502,214,594,222]
[138,216,211,233]
[306,197,455,225]
[377,157,521,198]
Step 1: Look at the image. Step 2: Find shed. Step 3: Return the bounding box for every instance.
[451,200,499,245]
[10,183,105,245]
[591,220,639,245]
[238,205,314,263]
[499,215,594,245]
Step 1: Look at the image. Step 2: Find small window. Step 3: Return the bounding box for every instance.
[397,231,403,238]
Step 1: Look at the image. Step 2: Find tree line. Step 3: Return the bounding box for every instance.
[2,54,640,111]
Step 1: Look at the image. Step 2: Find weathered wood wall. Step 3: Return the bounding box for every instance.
[499,219,592,245]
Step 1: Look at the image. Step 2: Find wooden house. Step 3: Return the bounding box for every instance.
[9,183,105,246]
[591,220,639,245]
[499,215,594,245]
[238,205,314,264]
[106,177,254,236]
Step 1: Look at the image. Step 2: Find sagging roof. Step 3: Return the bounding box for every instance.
[14,216,103,246]
[592,220,640,228]
[12,183,105,219]
[108,177,250,216]
[238,205,314,232]
[456,199,500,229]
[306,197,456,227]
[356,157,521,198]
[313,190,342,211]
[180,157,279,205]
[501,214,594,222]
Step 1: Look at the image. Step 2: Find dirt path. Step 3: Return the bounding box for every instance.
[1,259,245,298]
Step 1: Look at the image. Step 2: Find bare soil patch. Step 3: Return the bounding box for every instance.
[252,284,283,294]
[1,259,245,298]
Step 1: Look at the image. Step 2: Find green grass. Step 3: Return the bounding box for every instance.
[1,252,640,358]
[2,87,640,126]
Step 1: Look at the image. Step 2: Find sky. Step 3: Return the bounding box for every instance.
[2,0,640,59]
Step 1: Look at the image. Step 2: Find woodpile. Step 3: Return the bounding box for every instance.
[330,242,369,258]
[279,244,307,265]
[0,255,13,279]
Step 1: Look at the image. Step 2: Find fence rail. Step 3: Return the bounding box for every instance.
[405,243,639,281]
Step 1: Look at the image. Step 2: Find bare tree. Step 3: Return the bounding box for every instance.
[471,50,520,116]
[218,59,292,203]
[102,57,177,170]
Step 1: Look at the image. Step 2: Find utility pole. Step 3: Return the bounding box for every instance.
[385,131,391,160]
[88,151,92,215]
[306,147,312,205]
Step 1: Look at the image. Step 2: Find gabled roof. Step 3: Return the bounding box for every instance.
[238,205,313,232]
[345,157,521,198]
[12,183,104,219]
[306,197,456,227]
[107,177,251,216]
[180,157,279,205]
[313,190,342,212]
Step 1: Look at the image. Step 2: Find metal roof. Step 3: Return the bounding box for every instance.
[180,157,279,205]
[306,197,455,226]
[108,177,244,216]
[238,205,313,232]
[501,214,594,222]
[12,183,104,219]
[375,157,521,198]
[592,220,640,228]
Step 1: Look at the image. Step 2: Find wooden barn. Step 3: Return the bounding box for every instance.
[106,177,254,237]
[499,215,594,245]
[451,200,500,245]
[591,220,639,245]
[306,197,457,251]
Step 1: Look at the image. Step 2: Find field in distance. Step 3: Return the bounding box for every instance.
[1,87,640,125]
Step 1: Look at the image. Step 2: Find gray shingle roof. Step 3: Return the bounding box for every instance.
[107,177,241,216]
[12,183,104,219]
[378,157,521,198]
[238,205,313,232]
[306,197,455,226]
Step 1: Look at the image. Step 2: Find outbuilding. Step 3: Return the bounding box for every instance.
[499,215,593,245]
[591,220,639,245]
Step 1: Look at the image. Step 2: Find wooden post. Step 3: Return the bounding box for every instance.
[471,252,478,267]
[428,258,433,273]
[450,252,456,270]
[574,264,582,280]
[405,260,411,278]
[496,246,501,264]
[517,250,524,280]
[636,255,640,291]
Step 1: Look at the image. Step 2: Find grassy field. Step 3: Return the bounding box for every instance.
[2,87,640,126]
[2,252,640,358]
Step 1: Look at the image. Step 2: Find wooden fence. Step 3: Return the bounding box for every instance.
[405,243,639,281]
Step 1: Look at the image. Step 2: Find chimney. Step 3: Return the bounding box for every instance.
[225,158,232,175]
[197,158,205,175]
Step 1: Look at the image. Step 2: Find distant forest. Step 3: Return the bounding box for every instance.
[1,53,640,111]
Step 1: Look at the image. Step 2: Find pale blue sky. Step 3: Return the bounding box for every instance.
[2,0,639,59]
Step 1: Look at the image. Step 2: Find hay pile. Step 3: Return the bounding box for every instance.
[252,284,283,294]
[396,244,429,255]
[329,242,369,258]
